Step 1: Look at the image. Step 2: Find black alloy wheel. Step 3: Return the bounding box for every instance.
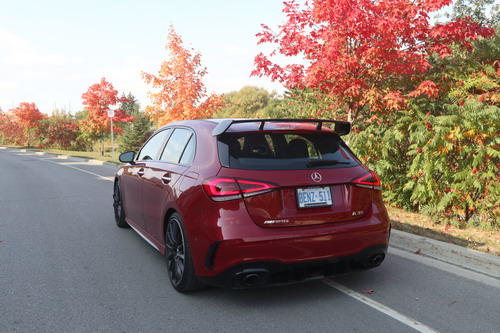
[165,213,205,292]
[113,181,128,228]
[166,215,186,286]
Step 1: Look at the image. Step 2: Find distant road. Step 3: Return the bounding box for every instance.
[1,148,499,333]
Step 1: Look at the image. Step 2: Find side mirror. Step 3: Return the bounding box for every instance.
[119,151,136,164]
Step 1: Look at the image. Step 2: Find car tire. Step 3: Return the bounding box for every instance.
[113,181,129,228]
[165,213,205,293]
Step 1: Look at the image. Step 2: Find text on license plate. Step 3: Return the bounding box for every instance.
[296,186,332,208]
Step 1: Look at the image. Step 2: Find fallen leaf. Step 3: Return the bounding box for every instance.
[415,249,421,254]
[362,289,375,294]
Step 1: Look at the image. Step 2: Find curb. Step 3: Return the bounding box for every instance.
[1,147,119,169]
[390,229,500,279]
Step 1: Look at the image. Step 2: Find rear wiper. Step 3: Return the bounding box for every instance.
[307,159,351,167]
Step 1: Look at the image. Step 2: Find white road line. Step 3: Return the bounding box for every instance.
[6,150,114,183]
[40,158,115,182]
[323,279,439,333]
[389,247,500,289]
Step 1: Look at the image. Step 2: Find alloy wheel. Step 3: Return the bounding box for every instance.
[166,217,185,286]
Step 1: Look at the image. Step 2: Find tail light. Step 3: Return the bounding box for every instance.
[203,177,278,201]
[352,172,381,190]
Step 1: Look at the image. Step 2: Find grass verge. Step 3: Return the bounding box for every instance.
[388,206,500,256]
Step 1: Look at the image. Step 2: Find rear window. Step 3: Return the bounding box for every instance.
[217,132,359,170]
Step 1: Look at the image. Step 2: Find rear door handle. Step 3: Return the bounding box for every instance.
[137,168,145,177]
[161,173,172,184]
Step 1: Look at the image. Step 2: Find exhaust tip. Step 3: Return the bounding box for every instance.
[243,273,261,287]
[366,253,385,268]
[235,269,268,287]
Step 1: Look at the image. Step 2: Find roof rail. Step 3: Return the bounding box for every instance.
[211,119,351,136]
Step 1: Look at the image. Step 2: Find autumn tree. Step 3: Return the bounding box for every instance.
[80,77,134,155]
[142,26,224,126]
[0,110,24,145]
[253,0,495,123]
[41,109,84,150]
[10,102,44,146]
[347,4,499,225]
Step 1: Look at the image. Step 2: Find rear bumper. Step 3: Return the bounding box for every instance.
[198,244,388,288]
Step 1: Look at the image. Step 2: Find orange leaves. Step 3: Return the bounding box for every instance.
[408,80,440,99]
[8,102,44,146]
[10,102,44,129]
[142,26,224,127]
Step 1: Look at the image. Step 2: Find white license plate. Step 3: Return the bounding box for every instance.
[296,186,332,208]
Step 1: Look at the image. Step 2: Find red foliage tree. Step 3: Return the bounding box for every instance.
[10,102,44,146]
[0,110,24,145]
[252,0,495,122]
[80,77,134,154]
[142,26,224,127]
[43,111,84,150]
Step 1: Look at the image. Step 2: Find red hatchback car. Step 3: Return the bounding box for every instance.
[114,119,390,292]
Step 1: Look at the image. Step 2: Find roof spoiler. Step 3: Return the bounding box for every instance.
[212,119,351,136]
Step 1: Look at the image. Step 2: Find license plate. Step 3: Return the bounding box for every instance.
[296,186,332,208]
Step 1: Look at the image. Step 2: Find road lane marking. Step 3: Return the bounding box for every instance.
[5,150,115,183]
[389,247,500,289]
[323,279,439,333]
[40,158,115,182]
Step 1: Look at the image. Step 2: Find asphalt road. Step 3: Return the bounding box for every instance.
[1,148,499,333]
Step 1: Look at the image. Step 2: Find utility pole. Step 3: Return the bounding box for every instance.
[108,109,115,160]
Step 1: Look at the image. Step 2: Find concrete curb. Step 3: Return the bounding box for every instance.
[0,147,119,169]
[390,229,500,279]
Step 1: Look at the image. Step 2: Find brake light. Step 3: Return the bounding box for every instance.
[352,172,381,190]
[203,177,277,201]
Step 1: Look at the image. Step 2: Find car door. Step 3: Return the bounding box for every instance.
[142,127,196,243]
[121,128,172,230]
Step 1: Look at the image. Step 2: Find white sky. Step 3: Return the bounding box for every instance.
[0,0,289,114]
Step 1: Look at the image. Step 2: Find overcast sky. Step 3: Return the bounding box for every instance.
[0,0,289,114]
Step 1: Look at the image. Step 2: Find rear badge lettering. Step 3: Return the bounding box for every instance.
[352,211,364,216]
[264,219,290,224]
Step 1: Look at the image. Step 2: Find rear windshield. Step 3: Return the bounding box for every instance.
[217,132,359,170]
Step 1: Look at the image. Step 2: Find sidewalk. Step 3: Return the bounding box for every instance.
[390,229,500,279]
